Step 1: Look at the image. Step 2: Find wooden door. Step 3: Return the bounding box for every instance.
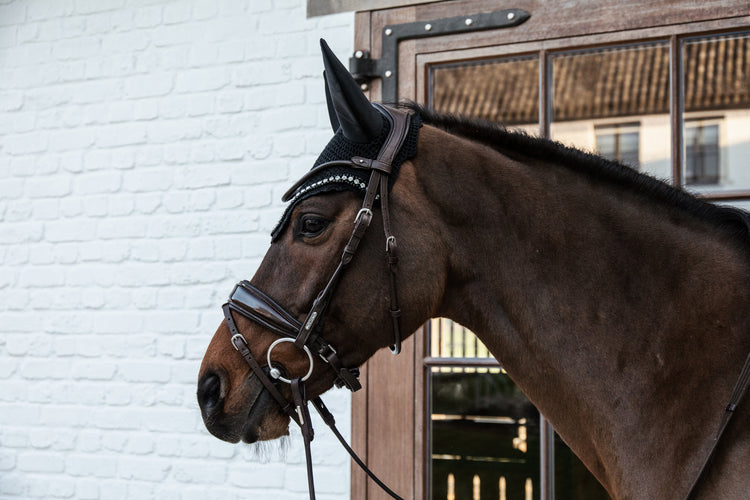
[350,2,750,499]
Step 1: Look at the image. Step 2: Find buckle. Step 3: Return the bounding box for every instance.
[355,208,373,225]
[231,333,248,351]
[385,235,396,252]
[318,343,337,363]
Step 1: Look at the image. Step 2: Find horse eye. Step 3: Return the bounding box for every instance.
[299,215,329,237]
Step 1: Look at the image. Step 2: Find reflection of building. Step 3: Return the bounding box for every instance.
[431,34,750,194]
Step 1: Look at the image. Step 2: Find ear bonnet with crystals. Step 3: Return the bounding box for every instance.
[271,40,421,240]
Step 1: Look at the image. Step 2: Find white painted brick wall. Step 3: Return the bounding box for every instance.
[0,0,355,498]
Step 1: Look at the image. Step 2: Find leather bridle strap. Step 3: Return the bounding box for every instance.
[684,350,750,499]
[311,397,403,499]
[293,105,410,355]
[291,378,317,499]
[224,303,301,425]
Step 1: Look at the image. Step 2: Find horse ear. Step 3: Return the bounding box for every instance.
[323,72,341,133]
[320,39,382,143]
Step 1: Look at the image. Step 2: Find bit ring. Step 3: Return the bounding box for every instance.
[266,338,314,384]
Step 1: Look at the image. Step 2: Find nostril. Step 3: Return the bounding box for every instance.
[198,373,223,414]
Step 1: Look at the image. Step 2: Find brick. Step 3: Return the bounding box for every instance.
[144,408,198,433]
[75,479,99,500]
[26,175,71,198]
[173,461,227,484]
[44,219,96,242]
[119,361,170,383]
[18,452,65,473]
[134,5,162,28]
[193,0,218,20]
[70,80,121,105]
[0,3,28,26]
[32,198,62,220]
[175,67,230,93]
[66,454,117,478]
[76,0,125,15]
[234,61,290,86]
[71,361,116,380]
[74,171,122,194]
[5,199,32,222]
[21,359,71,380]
[96,123,147,147]
[122,168,173,192]
[4,131,48,155]
[119,456,171,481]
[0,178,25,199]
[92,311,144,334]
[229,463,285,488]
[176,164,231,189]
[151,24,199,48]
[124,73,173,98]
[19,265,66,287]
[0,451,16,471]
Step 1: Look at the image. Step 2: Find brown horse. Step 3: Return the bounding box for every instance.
[198,41,750,499]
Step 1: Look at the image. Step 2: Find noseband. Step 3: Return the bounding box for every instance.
[221,104,413,500]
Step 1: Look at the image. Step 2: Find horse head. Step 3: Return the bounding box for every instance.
[197,41,442,443]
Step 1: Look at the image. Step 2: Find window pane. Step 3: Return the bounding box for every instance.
[682,32,750,193]
[427,320,611,499]
[595,123,641,169]
[431,369,541,500]
[430,55,539,134]
[429,318,500,372]
[551,42,671,180]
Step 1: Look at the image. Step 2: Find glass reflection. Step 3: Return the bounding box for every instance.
[682,32,750,193]
[431,369,540,500]
[550,42,671,180]
[428,319,610,499]
[430,55,539,134]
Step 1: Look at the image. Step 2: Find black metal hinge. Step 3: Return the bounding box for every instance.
[349,8,531,104]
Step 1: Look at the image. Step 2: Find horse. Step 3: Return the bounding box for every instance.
[198,40,750,499]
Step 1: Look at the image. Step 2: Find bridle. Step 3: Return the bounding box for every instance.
[222,104,412,500]
[219,102,750,500]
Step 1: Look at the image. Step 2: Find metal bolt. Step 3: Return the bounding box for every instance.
[360,83,369,91]
[465,18,473,26]
[507,12,515,21]
[384,70,393,78]
[424,23,432,31]
[354,50,364,59]
[385,28,393,36]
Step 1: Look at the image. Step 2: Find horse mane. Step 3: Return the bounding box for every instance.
[404,102,750,250]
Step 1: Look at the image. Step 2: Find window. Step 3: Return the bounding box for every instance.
[595,123,641,169]
[428,319,610,500]
[685,120,720,185]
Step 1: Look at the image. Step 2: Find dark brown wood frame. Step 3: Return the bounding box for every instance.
[351,2,750,498]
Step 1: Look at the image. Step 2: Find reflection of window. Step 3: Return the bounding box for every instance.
[595,123,640,168]
[685,121,720,185]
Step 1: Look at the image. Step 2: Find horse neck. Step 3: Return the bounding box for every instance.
[415,125,750,498]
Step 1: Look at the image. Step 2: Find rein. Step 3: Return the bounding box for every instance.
[222,104,412,500]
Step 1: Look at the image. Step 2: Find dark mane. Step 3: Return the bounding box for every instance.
[405,103,750,250]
